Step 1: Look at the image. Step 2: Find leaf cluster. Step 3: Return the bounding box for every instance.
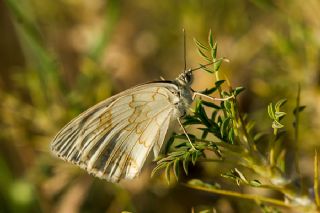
[153,30,319,212]
[152,31,245,182]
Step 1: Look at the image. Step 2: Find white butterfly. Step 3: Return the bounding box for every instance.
[51,68,222,182]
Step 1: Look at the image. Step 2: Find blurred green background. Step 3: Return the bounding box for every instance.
[1,0,320,212]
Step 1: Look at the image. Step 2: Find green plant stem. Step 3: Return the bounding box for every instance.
[294,85,302,185]
[230,100,314,206]
[314,149,320,208]
[184,183,291,208]
[173,135,240,152]
[234,99,259,153]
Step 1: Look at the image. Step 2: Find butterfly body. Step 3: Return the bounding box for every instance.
[51,71,194,182]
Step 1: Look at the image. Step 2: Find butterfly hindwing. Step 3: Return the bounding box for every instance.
[51,83,180,182]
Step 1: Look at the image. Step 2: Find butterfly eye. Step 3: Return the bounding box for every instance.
[185,72,193,84]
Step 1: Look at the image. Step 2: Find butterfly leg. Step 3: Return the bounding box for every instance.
[177,117,197,150]
[192,92,234,101]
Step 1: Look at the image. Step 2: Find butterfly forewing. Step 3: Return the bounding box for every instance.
[51,83,180,182]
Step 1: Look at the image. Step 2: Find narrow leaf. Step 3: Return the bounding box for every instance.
[215,80,225,87]
[267,104,275,119]
[208,29,214,49]
[199,64,214,73]
[201,100,221,109]
[211,42,217,59]
[228,128,235,144]
[151,163,167,177]
[293,105,306,114]
[197,48,211,62]
[191,151,200,165]
[201,130,209,140]
[253,132,265,141]
[164,134,176,154]
[275,99,287,111]
[173,159,180,181]
[275,111,286,119]
[272,121,284,129]
[211,110,218,121]
[165,162,172,184]
[183,152,190,175]
[214,58,223,71]
[193,38,209,50]
[250,180,262,187]
[198,86,218,95]
[234,87,245,96]
[220,117,231,138]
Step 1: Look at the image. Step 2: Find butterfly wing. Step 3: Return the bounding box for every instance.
[51,82,180,182]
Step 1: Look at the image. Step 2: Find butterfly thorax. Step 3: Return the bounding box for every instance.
[172,71,194,117]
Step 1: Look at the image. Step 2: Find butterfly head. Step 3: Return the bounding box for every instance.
[176,69,193,86]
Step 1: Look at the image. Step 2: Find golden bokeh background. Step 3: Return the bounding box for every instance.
[1,0,320,212]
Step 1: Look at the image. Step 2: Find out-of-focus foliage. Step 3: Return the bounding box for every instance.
[1,0,320,212]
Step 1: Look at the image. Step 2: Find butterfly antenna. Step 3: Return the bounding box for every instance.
[183,28,187,72]
[190,57,230,73]
[190,62,214,72]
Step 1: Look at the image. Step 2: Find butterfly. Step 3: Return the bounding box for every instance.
[50,63,225,182]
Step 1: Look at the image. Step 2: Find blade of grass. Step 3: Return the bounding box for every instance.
[4,0,62,105]
[89,0,120,60]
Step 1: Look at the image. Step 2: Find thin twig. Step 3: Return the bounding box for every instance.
[184,183,291,208]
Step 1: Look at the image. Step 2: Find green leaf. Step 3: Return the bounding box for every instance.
[201,100,221,109]
[211,42,217,59]
[196,104,212,127]
[193,38,209,50]
[234,168,248,183]
[191,151,200,165]
[151,163,167,177]
[165,162,172,184]
[275,99,287,111]
[210,143,223,158]
[245,120,255,133]
[253,132,265,141]
[259,203,281,213]
[223,101,232,112]
[250,179,262,187]
[183,152,190,175]
[214,58,223,71]
[272,121,284,129]
[293,105,306,114]
[183,116,202,126]
[208,29,214,49]
[211,110,218,121]
[197,48,211,62]
[215,80,225,87]
[195,99,202,113]
[169,151,186,157]
[221,117,231,138]
[164,134,176,154]
[199,64,214,73]
[198,86,218,95]
[187,179,220,189]
[267,103,275,119]
[276,150,286,173]
[201,130,209,140]
[207,125,221,136]
[234,87,245,96]
[228,128,235,144]
[173,159,180,181]
[275,111,286,119]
